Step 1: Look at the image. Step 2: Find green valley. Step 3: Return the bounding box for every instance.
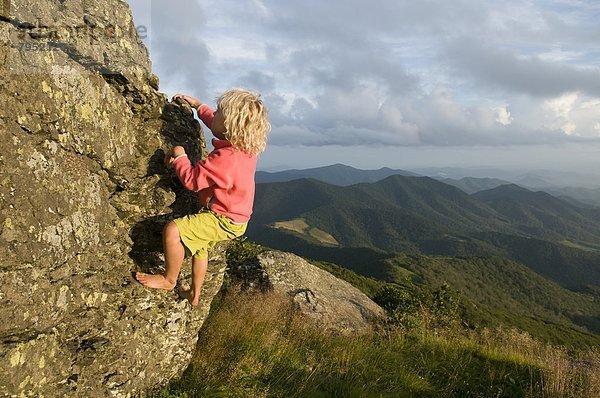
[246,176,600,347]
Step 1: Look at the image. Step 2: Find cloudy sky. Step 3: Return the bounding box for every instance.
[127,0,600,174]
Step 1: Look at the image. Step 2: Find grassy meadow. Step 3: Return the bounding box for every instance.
[155,289,599,398]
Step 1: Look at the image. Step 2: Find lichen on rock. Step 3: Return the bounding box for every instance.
[0,1,218,396]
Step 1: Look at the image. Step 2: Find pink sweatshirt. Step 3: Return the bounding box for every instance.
[172,104,257,223]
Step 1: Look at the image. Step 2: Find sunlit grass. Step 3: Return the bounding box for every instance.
[155,289,599,398]
[271,218,339,246]
[559,239,600,252]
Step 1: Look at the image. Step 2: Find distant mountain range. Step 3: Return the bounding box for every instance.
[257,163,600,207]
[249,175,600,291]
[256,163,418,186]
[440,177,512,194]
[544,186,600,208]
[473,184,600,241]
[410,166,600,189]
[248,174,600,343]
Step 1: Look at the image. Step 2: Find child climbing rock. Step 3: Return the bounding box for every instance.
[135,89,271,306]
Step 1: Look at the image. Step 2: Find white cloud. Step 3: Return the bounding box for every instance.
[205,37,267,64]
[495,107,513,125]
[251,0,270,16]
[540,92,600,136]
[538,47,581,62]
[126,0,600,154]
[444,39,600,98]
[544,93,578,119]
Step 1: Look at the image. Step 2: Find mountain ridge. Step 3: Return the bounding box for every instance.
[256,163,418,186]
[440,176,512,194]
[259,164,600,201]
[251,176,600,291]
[473,184,600,243]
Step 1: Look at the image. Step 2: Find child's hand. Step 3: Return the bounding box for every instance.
[164,146,186,167]
[172,146,185,157]
[164,148,173,167]
[173,94,202,109]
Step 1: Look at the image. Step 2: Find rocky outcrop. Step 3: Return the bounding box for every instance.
[0,1,219,396]
[232,250,385,334]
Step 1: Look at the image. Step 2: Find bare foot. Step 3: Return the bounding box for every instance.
[135,272,176,290]
[178,285,199,307]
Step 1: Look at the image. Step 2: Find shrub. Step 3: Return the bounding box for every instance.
[374,284,423,329]
[374,281,461,332]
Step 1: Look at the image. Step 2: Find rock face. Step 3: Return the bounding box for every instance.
[0,1,221,396]
[234,250,385,334]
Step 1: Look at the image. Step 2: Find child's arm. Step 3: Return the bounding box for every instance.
[173,93,214,129]
[173,94,202,108]
[169,146,233,192]
[196,104,214,129]
[164,146,186,167]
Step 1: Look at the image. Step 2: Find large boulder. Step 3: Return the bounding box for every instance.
[233,250,385,334]
[0,0,221,396]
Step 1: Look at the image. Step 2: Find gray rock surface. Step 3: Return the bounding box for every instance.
[240,250,385,334]
[0,1,220,396]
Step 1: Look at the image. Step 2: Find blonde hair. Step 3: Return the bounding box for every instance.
[217,88,271,155]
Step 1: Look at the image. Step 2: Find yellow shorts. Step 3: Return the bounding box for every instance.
[173,208,247,259]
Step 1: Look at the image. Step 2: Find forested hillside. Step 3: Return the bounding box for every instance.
[246,176,600,346]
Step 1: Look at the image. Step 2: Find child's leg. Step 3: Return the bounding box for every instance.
[135,221,185,290]
[191,256,208,302]
[179,256,208,306]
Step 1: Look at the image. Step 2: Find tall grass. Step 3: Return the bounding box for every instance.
[156,290,599,398]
